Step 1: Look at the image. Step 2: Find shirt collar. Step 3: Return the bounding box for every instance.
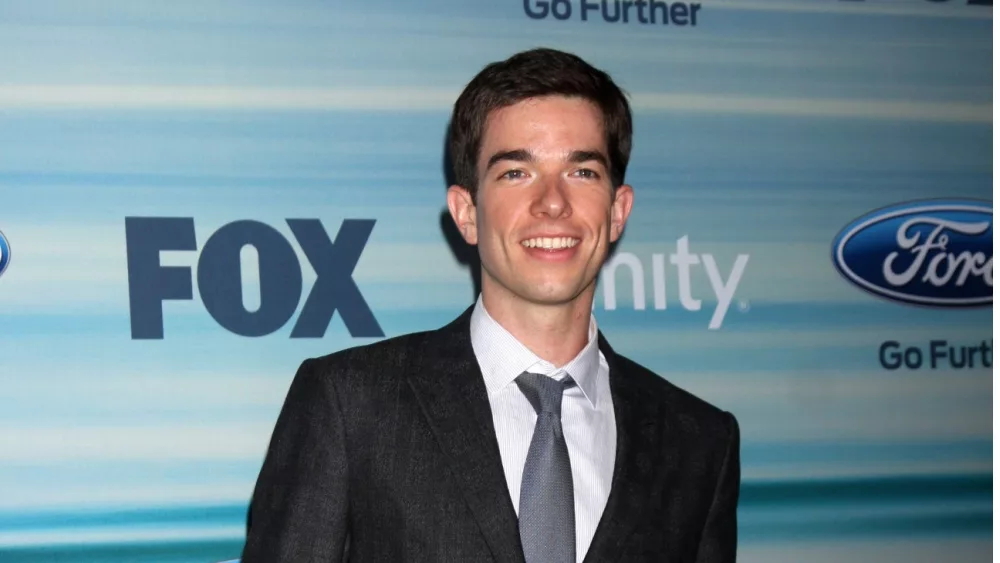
[469,295,602,407]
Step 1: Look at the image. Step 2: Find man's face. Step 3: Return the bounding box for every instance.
[449,95,633,309]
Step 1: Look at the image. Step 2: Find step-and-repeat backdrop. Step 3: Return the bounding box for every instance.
[0,1,991,561]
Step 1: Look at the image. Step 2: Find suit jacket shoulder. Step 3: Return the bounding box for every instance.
[245,309,523,562]
[586,339,740,563]
[611,351,737,440]
[307,328,426,379]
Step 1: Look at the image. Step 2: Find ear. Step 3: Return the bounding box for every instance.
[610,184,634,243]
[446,185,478,245]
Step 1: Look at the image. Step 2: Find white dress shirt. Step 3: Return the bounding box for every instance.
[469,296,617,562]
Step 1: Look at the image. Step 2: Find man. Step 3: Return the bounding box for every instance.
[242,47,740,563]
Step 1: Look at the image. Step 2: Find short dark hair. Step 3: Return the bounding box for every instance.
[448,47,633,201]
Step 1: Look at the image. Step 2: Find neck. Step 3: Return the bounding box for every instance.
[480,283,595,367]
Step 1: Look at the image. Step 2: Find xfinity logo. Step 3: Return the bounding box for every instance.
[600,236,750,329]
[125,217,383,339]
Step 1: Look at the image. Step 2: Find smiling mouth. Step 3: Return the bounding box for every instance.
[520,237,581,249]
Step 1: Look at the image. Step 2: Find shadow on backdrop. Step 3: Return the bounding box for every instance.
[439,120,483,302]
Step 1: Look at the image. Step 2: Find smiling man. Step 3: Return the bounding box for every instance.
[242,48,740,563]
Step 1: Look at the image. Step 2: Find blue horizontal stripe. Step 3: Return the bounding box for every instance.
[741,440,991,467]
[0,474,986,526]
[0,474,987,558]
[0,302,990,336]
[0,540,243,563]
[740,473,989,506]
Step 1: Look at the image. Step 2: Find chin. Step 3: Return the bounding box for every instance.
[519,284,586,307]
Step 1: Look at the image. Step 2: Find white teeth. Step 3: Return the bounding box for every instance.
[521,237,580,249]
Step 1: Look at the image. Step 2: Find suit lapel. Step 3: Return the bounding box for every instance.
[584,333,681,563]
[406,307,525,563]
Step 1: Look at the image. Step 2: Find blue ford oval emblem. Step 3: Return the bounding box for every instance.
[0,230,9,279]
[832,199,992,307]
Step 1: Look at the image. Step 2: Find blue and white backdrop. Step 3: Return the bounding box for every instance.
[0,1,992,561]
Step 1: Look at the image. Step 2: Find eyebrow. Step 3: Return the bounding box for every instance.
[485,149,533,171]
[484,149,610,171]
[568,150,609,170]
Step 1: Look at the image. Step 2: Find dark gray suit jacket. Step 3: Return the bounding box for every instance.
[242,306,740,562]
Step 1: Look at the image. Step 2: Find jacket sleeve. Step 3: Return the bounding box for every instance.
[695,411,741,563]
[242,358,350,562]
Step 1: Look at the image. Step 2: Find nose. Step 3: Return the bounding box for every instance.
[530,176,572,219]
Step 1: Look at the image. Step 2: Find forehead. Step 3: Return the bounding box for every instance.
[479,96,606,156]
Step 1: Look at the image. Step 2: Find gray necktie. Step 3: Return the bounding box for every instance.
[516,372,576,563]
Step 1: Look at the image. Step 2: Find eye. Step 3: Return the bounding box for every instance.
[499,169,527,181]
[573,168,601,179]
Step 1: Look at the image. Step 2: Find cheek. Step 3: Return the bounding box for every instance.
[579,197,615,227]
[477,201,515,237]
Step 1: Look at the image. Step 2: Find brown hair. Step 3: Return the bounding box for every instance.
[448,47,633,201]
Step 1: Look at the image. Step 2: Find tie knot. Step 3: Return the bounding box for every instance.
[516,372,573,417]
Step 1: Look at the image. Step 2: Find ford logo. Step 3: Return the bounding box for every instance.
[0,229,9,279]
[832,199,992,307]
